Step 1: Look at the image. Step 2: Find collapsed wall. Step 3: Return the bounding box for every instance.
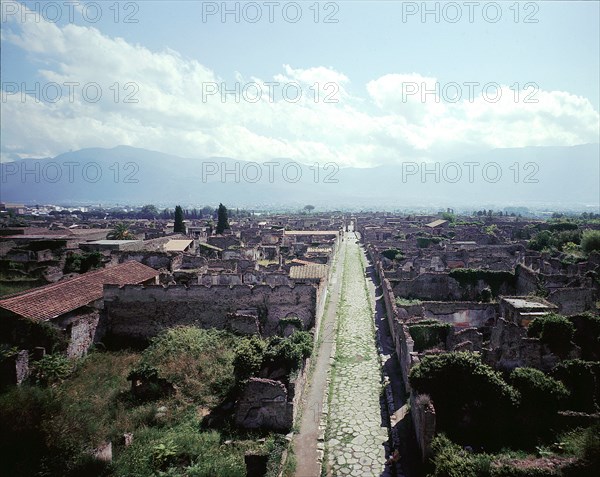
[103,283,317,342]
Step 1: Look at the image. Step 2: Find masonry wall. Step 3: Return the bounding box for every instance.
[419,302,499,329]
[61,311,101,359]
[515,264,539,295]
[113,251,181,271]
[548,287,596,315]
[104,284,317,341]
[410,393,436,461]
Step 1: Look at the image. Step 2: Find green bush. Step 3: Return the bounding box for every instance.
[490,465,558,477]
[511,367,569,413]
[263,331,312,373]
[527,314,575,357]
[233,335,267,382]
[417,236,443,248]
[509,367,569,446]
[0,385,58,476]
[553,360,598,412]
[548,222,579,232]
[510,368,569,405]
[31,353,75,385]
[528,229,582,253]
[132,327,237,406]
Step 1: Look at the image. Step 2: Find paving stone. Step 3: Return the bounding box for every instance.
[325,238,388,476]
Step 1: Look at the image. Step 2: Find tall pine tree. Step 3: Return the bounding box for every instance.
[174,205,186,233]
[216,203,229,234]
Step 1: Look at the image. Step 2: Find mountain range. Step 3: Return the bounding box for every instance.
[1,144,598,211]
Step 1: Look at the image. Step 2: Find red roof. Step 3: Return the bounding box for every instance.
[0,261,158,321]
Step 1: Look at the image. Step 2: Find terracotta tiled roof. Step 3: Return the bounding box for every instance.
[0,261,158,321]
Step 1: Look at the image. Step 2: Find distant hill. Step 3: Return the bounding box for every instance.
[1,144,598,209]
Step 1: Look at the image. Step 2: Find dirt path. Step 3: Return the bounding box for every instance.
[293,233,347,477]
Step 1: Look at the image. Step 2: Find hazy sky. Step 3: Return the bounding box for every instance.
[1,0,599,165]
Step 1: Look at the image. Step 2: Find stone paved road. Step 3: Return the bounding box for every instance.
[325,232,389,476]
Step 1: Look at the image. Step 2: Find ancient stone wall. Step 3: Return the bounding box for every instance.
[234,378,293,431]
[104,283,317,341]
[392,273,463,301]
[410,393,436,461]
[0,349,29,386]
[113,251,179,271]
[548,287,596,315]
[515,263,539,294]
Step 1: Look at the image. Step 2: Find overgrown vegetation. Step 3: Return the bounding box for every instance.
[0,327,293,476]
[449,268,516,298]
[552,360,600,412]
[233,330,313,382]
[396,297,423,307]
[581,230,600,255]
[408,320,452,352]
[527,314,575,357]
[527,229,582,253]
[409,352,519,449]
[509,367,569,442]
[427,428,600,477]
[381,247,404,261]
[31,353,76,386]
[129,327,237,407]
[63,251,103,274]
[417,236,443,248]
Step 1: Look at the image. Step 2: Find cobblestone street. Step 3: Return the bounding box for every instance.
[325,233,389,476]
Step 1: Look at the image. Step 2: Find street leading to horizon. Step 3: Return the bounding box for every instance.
[324,232,389,476]
[293,228,394,477]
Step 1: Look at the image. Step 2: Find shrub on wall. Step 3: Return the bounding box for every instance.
[234,330,313,382]
[527,314,575,357]
[409,352,519,448]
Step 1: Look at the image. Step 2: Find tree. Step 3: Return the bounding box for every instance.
[140,204,158,219]
[582,229,600,255]
[173,205,185,234]
[106,223,135,240]
[304,205,315,213]
[216,203,229,235]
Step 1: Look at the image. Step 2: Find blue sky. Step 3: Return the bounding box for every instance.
[1,1,599,165]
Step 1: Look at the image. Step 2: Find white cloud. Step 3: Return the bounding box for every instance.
[1,1,599,166]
